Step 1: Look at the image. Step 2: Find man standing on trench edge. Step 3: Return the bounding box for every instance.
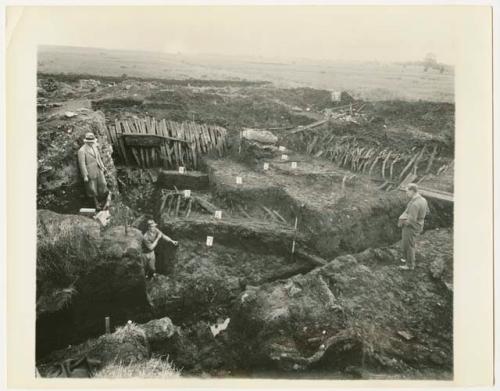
[77,132,111,210]
[142,219,178,279]
[398,183,429,271]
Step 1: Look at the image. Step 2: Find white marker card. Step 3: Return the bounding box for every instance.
[278,146,286,151]
[215,210,222,219]
[263,163,269,170]
[206,236,214,246]
[184,189,191,198]
[236,176,243,184]
[281,154,289,161]
[291,162,298,169]
[179,167,185,174]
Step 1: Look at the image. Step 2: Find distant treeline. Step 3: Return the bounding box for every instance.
[37,72,271,88]
[393,61,454,72]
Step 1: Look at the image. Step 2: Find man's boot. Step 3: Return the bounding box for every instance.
[93,197,101,211]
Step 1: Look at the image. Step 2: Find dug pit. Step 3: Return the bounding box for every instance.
[36,76,454,379]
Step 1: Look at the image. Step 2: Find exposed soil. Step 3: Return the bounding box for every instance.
[36,73,454,379]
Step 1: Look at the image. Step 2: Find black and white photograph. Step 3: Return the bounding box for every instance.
[2,3,495,387]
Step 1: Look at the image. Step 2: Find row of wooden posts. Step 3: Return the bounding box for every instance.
[105,117,228,169]
[297,132,452,183]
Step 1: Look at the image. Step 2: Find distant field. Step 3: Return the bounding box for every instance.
[38,45,454,102]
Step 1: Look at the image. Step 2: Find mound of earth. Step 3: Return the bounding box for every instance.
[36,210,151,357]
[37,108,119,213]
[38,318,179,377]
[228,228,452,377]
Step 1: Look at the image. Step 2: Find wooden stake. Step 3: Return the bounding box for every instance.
[124,209,128,235]
[291,216,298,258]
[105,316,110,334]
[185,198,193,218]
[174,195,182,217]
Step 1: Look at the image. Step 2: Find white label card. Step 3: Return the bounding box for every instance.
[278,146,286,151]
[215,210,222,219]
[236,177,243,184]
[291,162,297,169]
[179,167,186,174]
[281,154,289,161]
[206,236,214,246]
[184,190,191,198]
[263,163,269,171]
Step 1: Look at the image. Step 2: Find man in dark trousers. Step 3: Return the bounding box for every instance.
[398,183,429,270]
[77,132,110,210]
[142,219,178,279]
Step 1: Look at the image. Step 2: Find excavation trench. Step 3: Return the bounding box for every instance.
[116,158,452,375]
[36,77,455,377]
[36,150,453,373]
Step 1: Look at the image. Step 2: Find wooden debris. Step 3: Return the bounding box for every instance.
[425,145,438,174]
[174,195,182,217]
[185,198,193,218]
[237,205,252,219]
[295,249,327,267]
[272,209,288,224]
[261,205,279,222]
[195,197,218,214]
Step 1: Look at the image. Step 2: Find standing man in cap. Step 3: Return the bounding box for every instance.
[398,183,429,270]
[142,219,178,279]
[78,132,110,210]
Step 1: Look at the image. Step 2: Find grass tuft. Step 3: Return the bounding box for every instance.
[94,356,180,379]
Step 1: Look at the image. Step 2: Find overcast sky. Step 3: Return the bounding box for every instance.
[11,6,460,64]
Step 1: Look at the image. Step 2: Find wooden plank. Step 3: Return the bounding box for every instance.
[178,123,186,166]
[132,119,142,166]
[185,198,193,218]
[136,119,148,167]
[188,123,197,169]
[122,133,189,146]
[424,145,438,174]
[174,194,182,217]
[124,120,142,167]
[184,122,192,167]
[381,151,392,179]
[150,118,157,165]
[261,205,279,222]
[144,117,153,166]
[203,125,211,152]
[197,123,205,152]
[161,120,172,167]
[398,151,421,180]
[399,186,453,203]
[237,205,251,219]
[122,120,139,167]
[165,194,175,216]
[169,121,180,166]
[117,124,132,166]
[194,124,202,155]
[272,209,288,224]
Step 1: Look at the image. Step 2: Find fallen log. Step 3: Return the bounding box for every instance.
[295,249,327,267]
[195,196,218,214]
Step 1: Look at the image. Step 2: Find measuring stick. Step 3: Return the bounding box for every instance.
[291,216,298,261]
